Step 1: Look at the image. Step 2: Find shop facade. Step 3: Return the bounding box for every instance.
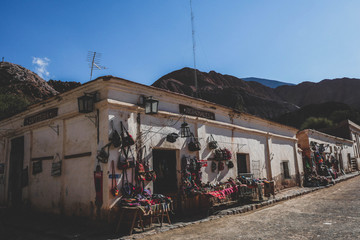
[0,76,302,219]
[297,129,354,186]
[320,120,360,171]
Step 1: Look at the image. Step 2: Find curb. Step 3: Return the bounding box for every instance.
[117,172,360,240]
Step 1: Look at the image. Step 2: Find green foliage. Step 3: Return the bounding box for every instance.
[329,110,360,124]
[300,117,333,130]
[275,102,360,129]
[0,93,29,120]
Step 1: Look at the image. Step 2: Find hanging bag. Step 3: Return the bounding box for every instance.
[51,153,62,177]
[121,169,134,197]
[208,134,218,150]
[110,160,119,197]
[166,133,179,143]
[218,161,225,171]
[117,146,131,170]
[97,143,110,163]
[120,121,135,147]
[188,133,201,152]
[109,120,121,148]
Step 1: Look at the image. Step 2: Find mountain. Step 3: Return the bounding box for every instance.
[152,67,298,119]
[275,78,360,110]
[242,77,294,88]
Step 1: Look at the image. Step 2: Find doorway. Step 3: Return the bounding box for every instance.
[237,153,250,175]
[152,149,177,194]
[9,136,24,206]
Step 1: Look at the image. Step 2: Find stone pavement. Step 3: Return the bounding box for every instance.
[119,171,360,240]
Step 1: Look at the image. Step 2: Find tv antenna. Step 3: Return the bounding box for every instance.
[190,0,198,98]
[87,51,107,81]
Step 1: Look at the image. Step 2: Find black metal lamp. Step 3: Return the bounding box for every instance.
[78,93,95,113]
[180,121,191,138]
[144,96,159,114]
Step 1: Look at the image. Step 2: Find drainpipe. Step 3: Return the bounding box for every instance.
[293,141,301,186]
[265,134,272,180]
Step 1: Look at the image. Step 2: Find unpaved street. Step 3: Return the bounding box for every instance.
[144,176,360,240]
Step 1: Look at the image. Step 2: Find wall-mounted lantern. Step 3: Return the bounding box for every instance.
[78,93,96,113]
[142,96,159,114]
[180,121,191,138]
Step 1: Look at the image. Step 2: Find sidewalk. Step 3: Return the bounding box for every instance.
[1,172,359,240]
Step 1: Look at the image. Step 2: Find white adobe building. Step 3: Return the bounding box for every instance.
[0,76,303,219]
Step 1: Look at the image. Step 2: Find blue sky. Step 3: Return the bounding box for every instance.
[2,0,360,85]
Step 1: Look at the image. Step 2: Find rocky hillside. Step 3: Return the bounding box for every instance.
[0,62,81,120]
[152,68,298,119]
[275,78,360,110]
[47,80,81,94]
[0,61,58,102]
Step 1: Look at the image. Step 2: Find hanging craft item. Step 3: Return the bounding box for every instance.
[117,146,135,170]
[214,148,232,161]
[121,168,134,197]
[166,133,179,143]
[188,133,201,152]
[32,160,42,175]
[135,159,146,182]
[51,153,62,177]
[208,134,218,150]
[110,160,119,197]
[94,162,103,207]
[218,161,225,171]
[97,143,110,163]
[227,161,234,168]
[109,120,121,148]
[142,147,156,182]
[120,121,135,147]
[211,161,217,172]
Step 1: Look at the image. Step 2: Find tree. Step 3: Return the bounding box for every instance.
[0,94,29,120]
[300,117,333,130]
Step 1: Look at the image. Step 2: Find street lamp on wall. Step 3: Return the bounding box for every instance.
[144,96,159,114]
[180,121,191,138]
[78,93,95,113]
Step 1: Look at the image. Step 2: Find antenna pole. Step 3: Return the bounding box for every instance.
[190,0,198,98]
[90,52,96,81]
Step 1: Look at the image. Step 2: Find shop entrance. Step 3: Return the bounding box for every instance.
[9,136,24,206]
[237,153,250,175]
[152,149,177,194]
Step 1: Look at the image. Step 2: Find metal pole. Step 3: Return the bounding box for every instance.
[90,52,96,81]
[190,0,198,98]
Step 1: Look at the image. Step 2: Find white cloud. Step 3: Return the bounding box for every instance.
[32,57,50,79]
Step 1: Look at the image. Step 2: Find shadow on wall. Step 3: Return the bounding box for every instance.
[273,174,298,191]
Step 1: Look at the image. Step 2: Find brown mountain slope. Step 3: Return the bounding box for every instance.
[0,61,58,102]
[275,78,360,110]
[152,68,298,119]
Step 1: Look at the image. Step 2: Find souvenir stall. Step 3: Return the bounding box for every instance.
[178,133,274,215]
[303,142,336,187]
[96,119,175,235]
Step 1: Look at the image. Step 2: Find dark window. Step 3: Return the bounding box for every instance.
[152,149,177,194]
[237,153,249,175]
[282,161,290,179]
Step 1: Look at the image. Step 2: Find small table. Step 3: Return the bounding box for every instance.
[116,202,173,235]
